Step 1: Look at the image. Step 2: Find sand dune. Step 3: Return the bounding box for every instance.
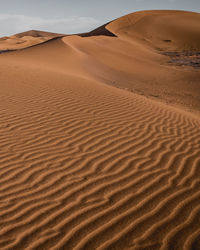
[0,10,200,250]
[0,30,64,51]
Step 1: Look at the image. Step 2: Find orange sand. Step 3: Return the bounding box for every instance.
[0,30,64,51]
[0,10,200,250]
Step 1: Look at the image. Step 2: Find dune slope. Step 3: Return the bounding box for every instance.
[0,10,200,250]
[3,10,200,113]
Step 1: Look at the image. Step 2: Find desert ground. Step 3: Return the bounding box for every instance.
[0,10,200,250]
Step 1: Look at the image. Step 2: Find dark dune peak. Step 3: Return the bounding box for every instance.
[78,23,117,37]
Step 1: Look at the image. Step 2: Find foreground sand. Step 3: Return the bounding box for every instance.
[0,10,200,250]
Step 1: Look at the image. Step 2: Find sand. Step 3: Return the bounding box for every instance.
[0,10,200,250]
[0,30,64,51]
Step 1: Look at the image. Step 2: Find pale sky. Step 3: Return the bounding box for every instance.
[0,0,199,37]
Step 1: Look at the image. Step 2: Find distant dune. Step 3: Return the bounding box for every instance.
[0,10,200,250]
[0,30,64,51]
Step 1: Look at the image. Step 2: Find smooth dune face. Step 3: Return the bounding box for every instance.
[107,10,200,50]
[0,10,200,250]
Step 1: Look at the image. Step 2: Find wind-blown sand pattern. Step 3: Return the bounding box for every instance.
[0,10,200,250]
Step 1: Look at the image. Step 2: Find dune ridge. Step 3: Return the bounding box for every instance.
[0,10,200,250]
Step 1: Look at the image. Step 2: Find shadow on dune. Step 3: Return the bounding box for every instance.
[0,49,13,54]
[78,23,117,38]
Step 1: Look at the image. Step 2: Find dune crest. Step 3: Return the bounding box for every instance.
[0,10,200,250]
[107,10,200,50]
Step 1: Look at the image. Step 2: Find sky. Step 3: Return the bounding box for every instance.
[0,0,200,37]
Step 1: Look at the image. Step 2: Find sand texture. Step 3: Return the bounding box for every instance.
[0,10,200,250]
